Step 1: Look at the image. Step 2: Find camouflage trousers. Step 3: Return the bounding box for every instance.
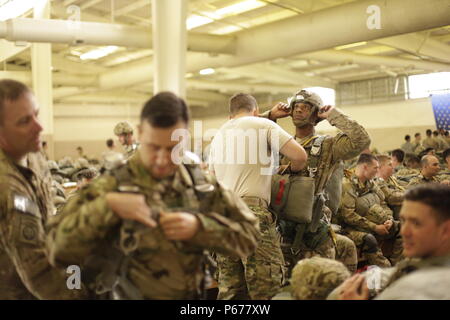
[281,231,335,278]
[345,226,403,268]
[334,234,358,274]
[216,205,285,300]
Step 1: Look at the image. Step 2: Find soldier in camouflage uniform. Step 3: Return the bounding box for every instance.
[326,161,358,273]
[375,155,405,219]
[47,92,259,299]
[407,155,442,188]
[437,148,450,183]
[332,184,450,300]
[0,79,88,299]
[114,121,139,160]
[263,89,370,276]
[338,154,403,268]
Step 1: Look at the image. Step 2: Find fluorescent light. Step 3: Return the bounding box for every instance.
[216,0,265,17]
[0,0,36,21]
[335,41,367,50]
[80,46,119,60]
[199,68,215,75]
[186,14,213,30]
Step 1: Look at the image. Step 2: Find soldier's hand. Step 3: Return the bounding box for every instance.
[159,211,200,241]
[317,105,334,119]
[268,102,291,120]
[338,274,369,300]
[384,219,393,230]
[106,192,157,228]
[441,179,450,186]
[374,224,389,235]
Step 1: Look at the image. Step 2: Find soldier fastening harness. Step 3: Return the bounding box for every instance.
[83,163,215,300]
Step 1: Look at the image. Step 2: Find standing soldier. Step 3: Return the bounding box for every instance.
[0,79,88,299]
[264,89,370,275]
[208,93,307,300]
[338,154,403,268]
[114,121,139,160]
[46,92,259,299]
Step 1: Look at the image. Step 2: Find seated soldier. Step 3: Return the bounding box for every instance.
[337,154,403,268]
[333,184,450,300]
[407,155,442,188]
[375,155,405,219]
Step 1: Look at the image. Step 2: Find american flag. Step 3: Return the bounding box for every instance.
[431,93,450,130]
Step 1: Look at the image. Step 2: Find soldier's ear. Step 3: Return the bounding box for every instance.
[440,219,450,241]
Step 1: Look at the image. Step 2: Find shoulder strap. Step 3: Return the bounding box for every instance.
[307,135,327,178]
[183,164,215,213]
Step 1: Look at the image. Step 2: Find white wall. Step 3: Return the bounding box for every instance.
[51,97,436,159]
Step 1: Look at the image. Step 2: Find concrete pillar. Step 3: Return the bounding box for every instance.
[31,0,54,159]
[152,0,187,97]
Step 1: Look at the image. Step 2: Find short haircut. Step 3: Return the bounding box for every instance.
[0,79,31,124]
[229,93,257,116]
[106,139,114,148]
[420,155,437,167]
[391,149,405,162]
[404,184,450,222]
[426,129,432,136]
[77,146,83,151]
[376,154,391,166]
[405,135,411,141]
[433,130,439,136]
[414,132,420,138]
[140,92,189,127]
[443,148,450,161]
[357,153,378,166]
[406,155,420,166]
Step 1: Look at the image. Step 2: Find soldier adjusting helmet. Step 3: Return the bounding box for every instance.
[288,89,324,126]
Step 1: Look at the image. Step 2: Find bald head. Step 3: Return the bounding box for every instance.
[421,155,440,178]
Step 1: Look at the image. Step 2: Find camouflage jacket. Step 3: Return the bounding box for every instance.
[406,173,440,189]
[46,152,259,299]
[0,148,87,299]
[375,176,405,207]
[437,168,450,182]
[124,142,139,160]
[282,108,371,195]
[339,173,393,233]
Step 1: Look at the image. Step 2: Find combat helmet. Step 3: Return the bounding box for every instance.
[114,121,133,136]
[288,89,325,125]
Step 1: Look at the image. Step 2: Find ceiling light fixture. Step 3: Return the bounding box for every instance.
[0,0,39,21]
[199,68,215,75]
[215,0,265,17]
[80,46,119,60]
[186,14,214,30]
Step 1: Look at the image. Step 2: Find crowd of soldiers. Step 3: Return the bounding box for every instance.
[0,78,449,301]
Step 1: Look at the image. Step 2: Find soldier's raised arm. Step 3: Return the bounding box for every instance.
[322,107,371,161]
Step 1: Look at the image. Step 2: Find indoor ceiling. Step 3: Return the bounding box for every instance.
[1,0,449,111]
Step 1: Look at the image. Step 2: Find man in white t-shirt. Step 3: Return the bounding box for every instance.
[209,93,307,299]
